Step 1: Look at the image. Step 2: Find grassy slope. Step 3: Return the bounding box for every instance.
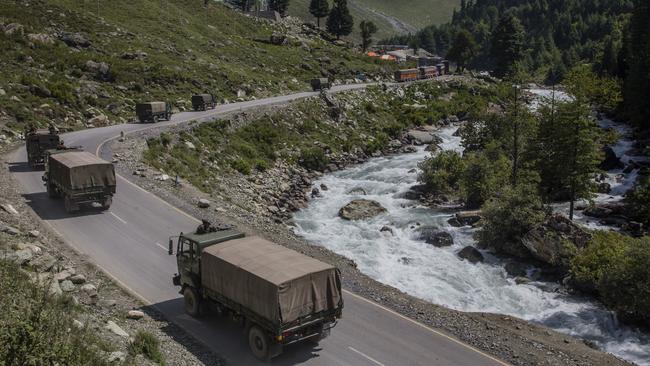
[0,0,390,131]
[289,0,460,41]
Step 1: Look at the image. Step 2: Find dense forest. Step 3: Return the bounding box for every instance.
[384,0,633,81]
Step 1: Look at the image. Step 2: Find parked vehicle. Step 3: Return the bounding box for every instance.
[135,102,172,123]
[191,94,216,111]
[419,66,438,79]
[394,68,419,82]
[169,222,343,361]
[43,150,116,213]
[311,78,331,91]
[25,126,61,169]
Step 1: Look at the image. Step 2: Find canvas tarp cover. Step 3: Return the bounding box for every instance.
[50,151,116,190]
[136,102,166,114]
[201,236,341,325]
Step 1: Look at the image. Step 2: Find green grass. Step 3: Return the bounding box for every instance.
[128,330,165,365]
[0,259,111,366]
[0,0,392,131]
[289,0,460,41]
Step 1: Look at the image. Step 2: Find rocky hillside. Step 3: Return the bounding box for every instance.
[0,0,391,136]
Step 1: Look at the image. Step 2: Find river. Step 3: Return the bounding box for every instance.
[293,89,650,365]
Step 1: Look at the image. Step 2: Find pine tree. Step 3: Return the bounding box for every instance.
[269,0,290,16]
[309,0,330,28]
[359,20,378,52]
[446,29,477,72]
[326,0,354,40]
[624,0,650,133]
[490,12,526,78]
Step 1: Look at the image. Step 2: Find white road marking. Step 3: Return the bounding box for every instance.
[110,212,127,224]
[155,242,168,252]
[348,346,386,366]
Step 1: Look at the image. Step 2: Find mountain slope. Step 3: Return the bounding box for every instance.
[288,0,460,41]
[0,0,390,133]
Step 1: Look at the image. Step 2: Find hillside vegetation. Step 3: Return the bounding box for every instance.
[289,0,460,41]
[386,0,633,81]
[0,0,390,132]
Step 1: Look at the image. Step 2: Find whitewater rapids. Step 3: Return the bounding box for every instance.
[293,91,650,365]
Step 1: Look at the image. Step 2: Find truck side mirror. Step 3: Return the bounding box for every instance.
[41,175,47,182]
[168,238,174,255]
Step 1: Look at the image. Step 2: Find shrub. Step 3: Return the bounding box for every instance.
[128,330,165,365]
[460,145,511,209]
[626,176,650,226]
[571,232,650,325]
[299,147,329,171]
[230,159,252,175]
[159,133,172,147]
[478,183,549,254]
[417,150,464,194]
[0,260,110,366]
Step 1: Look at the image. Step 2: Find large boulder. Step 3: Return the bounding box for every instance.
[448,211,482,227]
[59,32,91,48]
[599,146,624,170]
[407,130,436,145]
[521,214,591,271]
[416,227,454,247]
[458,246,484,263]
[338,199,387,221]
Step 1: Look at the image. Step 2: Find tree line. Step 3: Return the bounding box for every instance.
[383,0,633,82]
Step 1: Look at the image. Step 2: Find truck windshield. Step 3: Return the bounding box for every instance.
[178,238,193,259]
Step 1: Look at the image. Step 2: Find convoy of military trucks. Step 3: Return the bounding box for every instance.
[169,222,343,360]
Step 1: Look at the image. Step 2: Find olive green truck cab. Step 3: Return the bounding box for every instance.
[169,224,343,361]
[25,128,61,169]
[42,150,116,213]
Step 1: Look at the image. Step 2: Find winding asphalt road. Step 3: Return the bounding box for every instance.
[7,84,507,366]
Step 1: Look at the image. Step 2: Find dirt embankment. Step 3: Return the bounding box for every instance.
[107,109,631,366]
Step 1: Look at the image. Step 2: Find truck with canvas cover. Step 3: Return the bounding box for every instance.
[191,94,216,111]
[43,150,116,213]
[25,127,61,169]
[310,78,331,91]
[169,223,343,360]
[135,101,172,123]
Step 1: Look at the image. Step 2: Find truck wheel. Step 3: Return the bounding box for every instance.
[64,196,78,213]
[101,196,112,210]
[248,325,270,361]
[152,116,159,124]
[183,287,201,318]
[47,184,59,198]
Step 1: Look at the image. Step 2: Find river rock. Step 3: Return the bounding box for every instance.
[338,199,387,221]
[583,205,612,218]
[348,187,367,195]
[401,184,427,200]
[320,184,328,191]
[407,130,436,145]
[448,211,482,227]
[417,227,453,247]
[521,214,591,270]
[599,146,624,170]
[458,246,484,263]
[380,226,394,235]
[504,262,528,277]
[596,183,611,194]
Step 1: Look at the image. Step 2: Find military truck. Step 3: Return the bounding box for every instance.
[135,101,172,123]
[42,150,116,213]
[25,127,61,169]
[310,78,331,91]
[169,223,343,361]
[191,94,216,111]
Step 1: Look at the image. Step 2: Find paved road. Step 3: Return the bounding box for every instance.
[7,84,507,366]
